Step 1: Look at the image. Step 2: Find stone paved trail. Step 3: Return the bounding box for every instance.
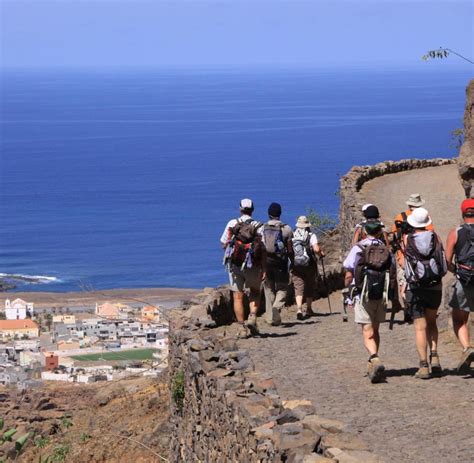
[241,165,472,462]
[241,301,473,463]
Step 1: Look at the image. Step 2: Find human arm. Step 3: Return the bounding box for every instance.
[445,228,457,273]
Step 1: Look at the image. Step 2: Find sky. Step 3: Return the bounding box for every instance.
[0,0,473,68]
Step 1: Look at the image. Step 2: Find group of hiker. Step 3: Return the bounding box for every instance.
[220,195,473,383]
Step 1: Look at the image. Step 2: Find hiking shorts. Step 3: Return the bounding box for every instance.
[292,266,317,298]
[405,287,442,319]
[228,264,262,293]
[354,298,386,325]
[449,280,474,312]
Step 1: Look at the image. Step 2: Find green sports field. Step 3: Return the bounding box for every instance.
[71,348,157,362]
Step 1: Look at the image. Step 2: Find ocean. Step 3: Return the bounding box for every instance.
[0,67,471,291]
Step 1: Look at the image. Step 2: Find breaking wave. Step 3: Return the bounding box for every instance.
[0,273,60,284]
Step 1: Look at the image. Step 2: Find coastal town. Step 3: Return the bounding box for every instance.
[0,297,168,388]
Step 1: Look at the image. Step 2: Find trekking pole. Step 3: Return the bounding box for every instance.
[320,257,333,314]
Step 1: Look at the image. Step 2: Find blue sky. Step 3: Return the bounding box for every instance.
[1,0,473,68]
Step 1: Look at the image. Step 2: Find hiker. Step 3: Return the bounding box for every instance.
[221,198,265,335]
[291,216,324,320]
[352,204,389,245]
[399,207,447,379]
[392,193,435,324]
[445,199,474,373]
[261,203,293,326]
[343,220,395,383]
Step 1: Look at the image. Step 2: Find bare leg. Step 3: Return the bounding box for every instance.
[249,289,260,316]
[414,317,428,362]
[452,309,471,349]
[233,291,245,323]
[425,309,439,354]
[361,323,378,356]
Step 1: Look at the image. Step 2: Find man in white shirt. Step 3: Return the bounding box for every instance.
[221,199,264,335]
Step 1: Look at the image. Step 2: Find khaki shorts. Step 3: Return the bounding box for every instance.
[354,298,386,325]
[292,266,317,298]
[228,264,262,293]
[449,280,474,313]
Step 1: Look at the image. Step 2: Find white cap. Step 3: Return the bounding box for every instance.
[240,198,253,209]
[361,203,373,212]
[407,207,432,228]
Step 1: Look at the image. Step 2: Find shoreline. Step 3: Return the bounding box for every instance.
[0,287,200,308]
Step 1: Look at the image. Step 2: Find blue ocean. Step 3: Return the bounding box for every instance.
[0,67,471,291]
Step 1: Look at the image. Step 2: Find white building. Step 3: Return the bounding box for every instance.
[5,299,34,320]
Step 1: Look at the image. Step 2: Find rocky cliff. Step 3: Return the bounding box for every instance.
[458,79,474,197]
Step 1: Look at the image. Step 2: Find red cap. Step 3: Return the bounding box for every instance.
[461,199,474,214]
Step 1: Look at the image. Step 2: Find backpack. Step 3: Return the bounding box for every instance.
[262,223,287,263]
[292,230,313,267]
[455,224,474,285]
[229,219,261,267]
[404,233,447,288]
[354,241,392,300]
[394,212,413,240]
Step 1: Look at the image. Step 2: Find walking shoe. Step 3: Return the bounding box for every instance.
[415,364,430,380]
[367,357,385,384]
[430,352,442,375]
[457,347,474,374]
[296,310,304,321]
[271,307,282,326]
[245,314,259,336]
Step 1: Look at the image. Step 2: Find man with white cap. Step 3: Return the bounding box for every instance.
[221,199,264,335]
[445,199,474,373]
[400,207,447,379]
[392,194,434,324]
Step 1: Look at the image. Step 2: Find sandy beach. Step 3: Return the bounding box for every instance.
[0,287,200,309]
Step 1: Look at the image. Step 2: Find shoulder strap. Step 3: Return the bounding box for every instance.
[401,211,407,222]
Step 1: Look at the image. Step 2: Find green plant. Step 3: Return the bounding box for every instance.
[50,444,70,462]
[34,435,51,449]
[306,208,338,234]
[172,369,185,412]
[450,127,464,150]
[79,432,91,443]
[60,416,73,430]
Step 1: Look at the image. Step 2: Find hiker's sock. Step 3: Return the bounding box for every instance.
[369,354,379,361]
[430,350,438,356]
[420,360,429,368]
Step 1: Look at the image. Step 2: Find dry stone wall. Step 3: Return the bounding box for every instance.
[168,302,382,462]
[338,157,455,254]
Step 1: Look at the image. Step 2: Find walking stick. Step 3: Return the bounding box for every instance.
[320,257,333,314]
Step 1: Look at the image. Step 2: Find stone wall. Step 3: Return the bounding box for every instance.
[458,79,474,197]
[168,313,381,462]
[338,157,455,254]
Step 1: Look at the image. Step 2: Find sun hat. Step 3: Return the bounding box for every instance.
[295,215,311,229]
[461,198,474,215]
[363,205,380,219]
[361,203,374,212]
[240,198,253,210]
[363,220,382,235]
[268,202,282,218]
[406,193,425,208]
[407,207,432,228]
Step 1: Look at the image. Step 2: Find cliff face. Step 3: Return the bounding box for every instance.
[458,79,474,197]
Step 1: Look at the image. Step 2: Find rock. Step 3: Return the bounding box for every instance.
[335,449,383,463]
[458,79,474,197]
[303,414,345,434]
[303,455,333,463]
[207,368,235,378]
[320,433,370,452]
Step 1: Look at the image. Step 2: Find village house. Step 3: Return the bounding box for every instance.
[4,298,34,320]
[95,302,132,320]
[52,314,76,324]
[0,320,39,341]
[141,305,160,322]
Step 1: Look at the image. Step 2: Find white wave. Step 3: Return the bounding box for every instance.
[0,273,60,283]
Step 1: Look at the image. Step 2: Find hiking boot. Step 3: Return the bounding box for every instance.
[234,323,248,339]
[430,352,442,376]
[245,314,259,336]
[296,310,304,321]
[271,307,282,326]
[367,357,385,384]
[306,307,316,317]
[457,347,474,374]
[415,364,431,380]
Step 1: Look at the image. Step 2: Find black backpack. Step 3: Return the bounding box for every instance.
[404,233,447,288]
[455,224,474,285]
[354,241,392,300]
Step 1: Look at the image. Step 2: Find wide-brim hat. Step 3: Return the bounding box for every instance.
[406,193,425,207]
[296,215,311,229]
[407,207,432,228]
